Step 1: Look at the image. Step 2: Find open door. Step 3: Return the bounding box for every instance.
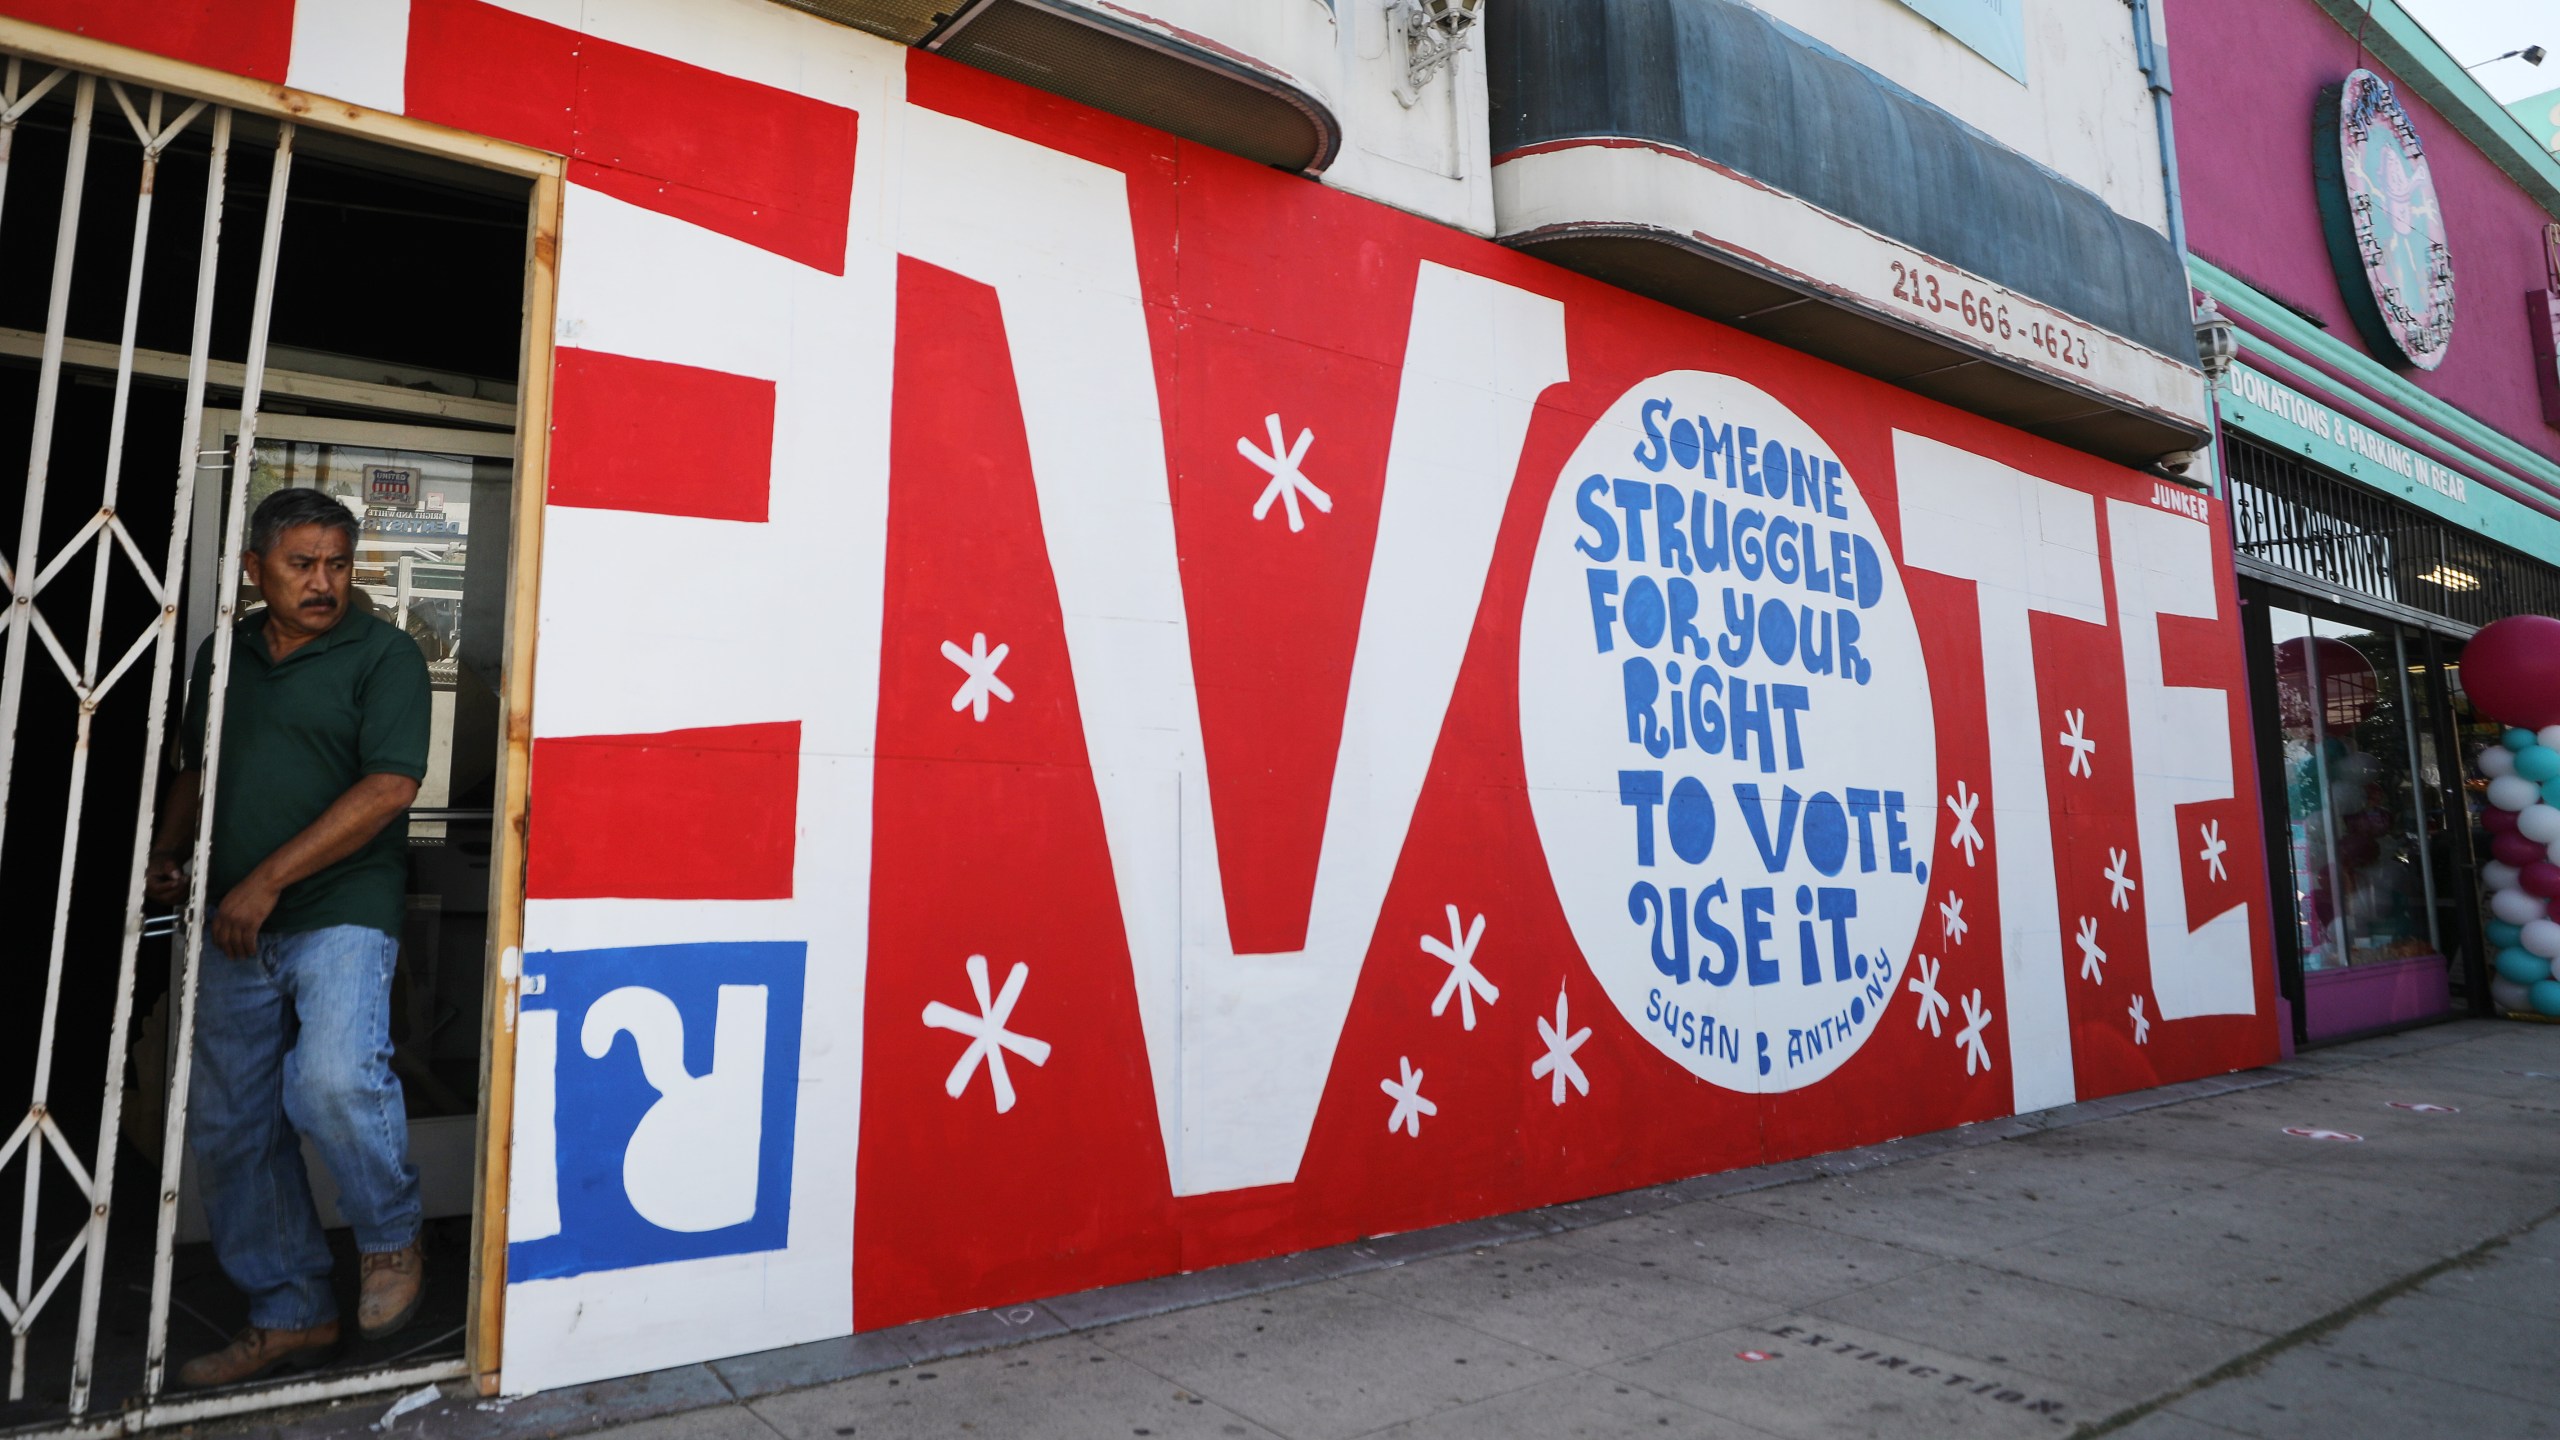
[0,50,544,1429]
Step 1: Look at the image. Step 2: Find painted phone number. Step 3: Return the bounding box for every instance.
[1887,261,2092,370]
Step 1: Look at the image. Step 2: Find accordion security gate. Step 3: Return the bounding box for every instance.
[0,51,468,1428]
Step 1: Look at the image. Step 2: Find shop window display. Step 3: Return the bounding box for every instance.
[2267,603,2451,1037]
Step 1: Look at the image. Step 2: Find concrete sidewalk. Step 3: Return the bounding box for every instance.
[228,1019,2560,1440]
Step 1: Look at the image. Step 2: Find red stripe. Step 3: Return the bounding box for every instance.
[527,721,800,900]
[548,349,776,522]
[405,0,858,273]
[1,0,293,82]
[403,0,580,153]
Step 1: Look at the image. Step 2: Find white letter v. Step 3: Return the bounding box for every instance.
[899,110,1568,1193]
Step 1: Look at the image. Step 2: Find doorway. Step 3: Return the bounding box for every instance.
[2240,579,2485,1046]
[0,51,539,1429]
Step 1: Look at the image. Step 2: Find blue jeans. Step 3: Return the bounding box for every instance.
[188,924,419,1330]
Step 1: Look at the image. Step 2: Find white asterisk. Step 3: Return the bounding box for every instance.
[1938,893,1968,947]
[2059,708,2096,778]
[921,954,1052,1114]
[941,633,1014,722]
[1531,987,1592,1107]
[1419,905,1498,1030]
[2075,916,2107,985]
[1381,1056,1437,1137]
[1946,782,1986,867]
[1236,413,1333,533]
[2198,820,2229,883]
[2128,992,2152,1045]
[1909,954,1952,1037]
[2104,847,2138,911]
[1956,989,1995,1075]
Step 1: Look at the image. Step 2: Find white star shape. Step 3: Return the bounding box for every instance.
[1946,782,1985,867]
[2128,993,2151,1045]
[1909,954,1952,1037]
[1381,1056,1437,1137]
[1419,905,1498,1030]
[1531,987,1592,1107]
[1938,893,1968,947]
[2198,820,2229,883]
[941,633,1014,722]
[921,954,1052,1114]
[2075,916,2107,985]
[2104,847,2138,911]
[2059,708,2095,778]
[1236,413,1333,532]
[1956,989,1995,1075]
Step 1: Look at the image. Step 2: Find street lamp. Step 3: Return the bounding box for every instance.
[1391,0,1484,106]
[2194,294,2238,383]
[2463,45,2547,71]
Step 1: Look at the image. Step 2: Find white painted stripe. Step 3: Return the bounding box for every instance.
[507,1008,563,1244]
[285,0,412,116]
[1896,430,2106,1113]
[2108,499,2256,1020]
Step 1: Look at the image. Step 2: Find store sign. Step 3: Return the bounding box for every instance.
[2222,363,2467,506]
[366,463,420,508]
[2315,69,2456,371]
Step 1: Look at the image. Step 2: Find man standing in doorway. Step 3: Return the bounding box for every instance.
[147,487,432,1386]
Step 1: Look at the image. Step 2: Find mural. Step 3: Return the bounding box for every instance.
[10,0,2280,1398]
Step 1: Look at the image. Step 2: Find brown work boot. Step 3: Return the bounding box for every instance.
[358,1241,424,1340]
[178,1323,339,1387]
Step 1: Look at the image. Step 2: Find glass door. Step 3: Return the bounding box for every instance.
[2259,593,2453,1041]
[161,412,514,1361]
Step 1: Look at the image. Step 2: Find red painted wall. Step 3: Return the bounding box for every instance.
[843,54,2283,1330]
[2166,0,2560,461]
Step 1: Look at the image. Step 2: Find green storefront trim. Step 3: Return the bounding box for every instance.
[2215,356,2560,561]
[2192,259,2560,499]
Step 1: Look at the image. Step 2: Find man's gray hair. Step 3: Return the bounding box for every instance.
[247,487,359,556]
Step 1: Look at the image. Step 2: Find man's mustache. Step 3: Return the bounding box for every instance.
[299,596,338,610]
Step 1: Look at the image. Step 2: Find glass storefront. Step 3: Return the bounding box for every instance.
[2253,593,2461,1039]
[2225,435,2560,1044]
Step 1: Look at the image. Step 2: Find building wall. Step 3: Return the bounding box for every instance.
[1043,0,1499,234]
[5,0,2280,1400]
[2168,0,2560,465]
[1762,0,2169,235]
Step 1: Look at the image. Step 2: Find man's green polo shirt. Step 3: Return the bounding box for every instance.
[183,607,430,939]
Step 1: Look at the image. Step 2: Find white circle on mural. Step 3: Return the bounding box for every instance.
[1519,371,1937,1092]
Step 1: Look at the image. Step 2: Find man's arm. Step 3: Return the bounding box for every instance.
[144,773,203,906]
[206,773,420,955]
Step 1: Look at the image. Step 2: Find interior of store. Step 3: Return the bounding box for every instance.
[0,63,528,1423]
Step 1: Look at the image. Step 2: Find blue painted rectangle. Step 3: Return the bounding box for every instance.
[510,941,807,1282]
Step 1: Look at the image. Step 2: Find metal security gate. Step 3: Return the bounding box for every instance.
[0,52,470,1430]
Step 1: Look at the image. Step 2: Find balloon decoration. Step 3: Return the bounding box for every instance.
[2464,615,2560,1018]
[2461,616,2560,729]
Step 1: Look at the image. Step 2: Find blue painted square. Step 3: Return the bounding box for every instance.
[510,941,806,1282]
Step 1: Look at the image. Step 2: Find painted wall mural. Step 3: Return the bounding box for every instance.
[9,0,2281,1399]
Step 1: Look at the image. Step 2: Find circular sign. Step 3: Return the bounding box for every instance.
[1519,372,1937,1093]
[2320,69,2455,370]
[2281,1126,2364,1142]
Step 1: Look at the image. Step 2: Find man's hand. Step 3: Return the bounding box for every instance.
[210,877,280,957]
[145,850,188,906]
